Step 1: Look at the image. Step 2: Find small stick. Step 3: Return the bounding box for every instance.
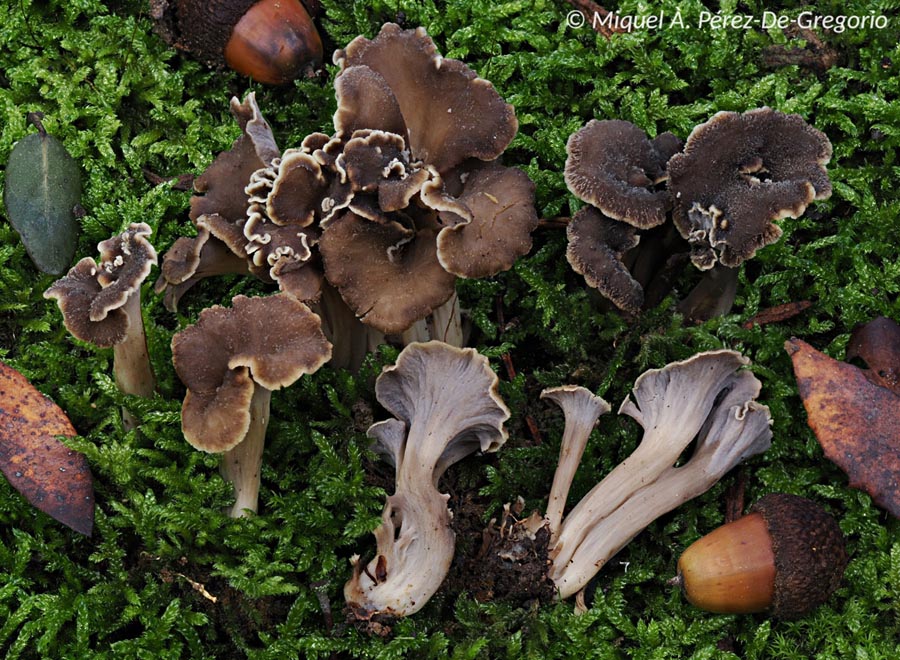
[563,0,630,38]
[724,468,747,523]
[742,300,812,329]
[496,296,543,444]
[310,579,333,631]
[537,216,571,230]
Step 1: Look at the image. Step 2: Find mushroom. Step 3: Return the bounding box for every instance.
[154,92,284,310]
[315,23,538,342]
[157,25,539,365]
[565,119,681,230]
[540,385,612,545]
[666,107,832,270]
[345,341,509,620]
[564,206,644,316]
[154,225,251,311]
[562,110,832,321]
[171,293,331,517]
[562,119,685,314]
[536,350,772,600]
[665,108,831,321]
[44,223,158,429]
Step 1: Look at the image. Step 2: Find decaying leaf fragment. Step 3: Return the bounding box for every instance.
[0,361,94,535]
[785,336,900,519]
[846,316,900,395]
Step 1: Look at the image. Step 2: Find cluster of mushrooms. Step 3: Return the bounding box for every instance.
[564,110,832,320]
[154,23,538,367]
[43,23,845,623]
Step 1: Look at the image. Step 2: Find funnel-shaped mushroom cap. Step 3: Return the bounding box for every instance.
[190,93,280,224]
[318,212,456,334]
[334,23,517,174]
[345,342,509,619]
[565,206,643,315]
[667,108,832,269]
[172,293,331,452]
[156,93,280,305]
[372,341,510,482]
[548,350,772,598]
[44,223,158,347]
[435,162,539,278]
[565,119,680,229]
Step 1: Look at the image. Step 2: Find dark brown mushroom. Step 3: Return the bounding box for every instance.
[155,93,281,307]
[565,206,644,316]
[315,24,536,341]
[44,223,158,429]
[667,108,832,270]
[319,212,456,335]
[171,293,331,516]
[334,23,517,174]
[565,119,681,230]
[435,162,539,279]
[152,226,251,311]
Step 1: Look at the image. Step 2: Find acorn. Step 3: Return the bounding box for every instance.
[673,493,847,619]
[150,0,323,84]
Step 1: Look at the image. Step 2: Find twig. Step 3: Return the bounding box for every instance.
[724,468,746,524]
[310,579,334,631]
[537,216,571,230]
[563,0,630,38]
[761,24,839,74]
[143,168,196,191]
[742,300,812,329]
[496,296,543,445]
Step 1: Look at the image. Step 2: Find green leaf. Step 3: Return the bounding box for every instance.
[3,116,81,275]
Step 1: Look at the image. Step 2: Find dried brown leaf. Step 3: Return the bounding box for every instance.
[785,338,900,519]
[846,316,900,395]
[0,361,94,535]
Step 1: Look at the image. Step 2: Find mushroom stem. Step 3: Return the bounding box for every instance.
[220,385,272,517]
[399,292,464,346]
[344,342,509,619]
[547,351,772,593]
[551,397,772,599]
[427,291,465,346]
[315,283,385,371]
[677,264,740,323]
[541,386,610,543]
[113,292,157,430]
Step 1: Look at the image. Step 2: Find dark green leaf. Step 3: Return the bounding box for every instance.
[3,122,81,275]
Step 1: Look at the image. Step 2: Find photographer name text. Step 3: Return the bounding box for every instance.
[566,10,890,33]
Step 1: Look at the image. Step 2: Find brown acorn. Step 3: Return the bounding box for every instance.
[673,493,847,619]
[150,0,323,84]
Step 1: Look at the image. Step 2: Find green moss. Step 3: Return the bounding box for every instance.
[1,0,899,656]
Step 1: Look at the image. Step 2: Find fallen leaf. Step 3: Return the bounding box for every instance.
[2,113,82,275]
[0,361,94,535]
[846,316,900,395]
[785,338,900,519]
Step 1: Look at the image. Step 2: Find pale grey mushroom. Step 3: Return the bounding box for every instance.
[536,351,772,600]
[345,341,509,619]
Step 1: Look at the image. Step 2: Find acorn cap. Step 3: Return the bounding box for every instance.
[152,0,322,84]
[751,493,848,619]
[176,0,259,67]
